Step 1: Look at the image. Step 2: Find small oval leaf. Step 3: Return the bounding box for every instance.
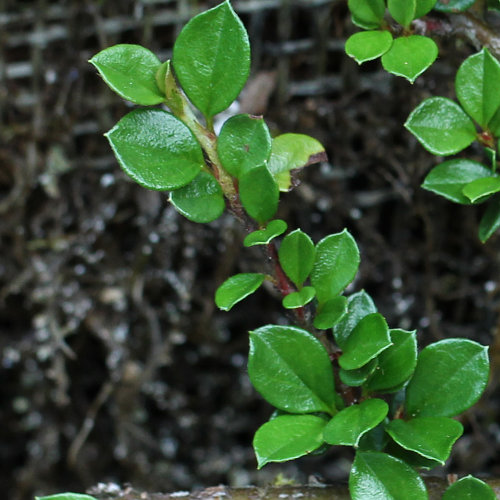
[340,359,379,387]
[388,0,416,27]
[405,338,489,417]
[218,114,272,178]
[462,176,500,203]
[442,475,496,500]
[172,1,250,117]
[243,219,288,247]
[90,44,164,105]
[386,417,463,464]
[381,35,438,82]
[248,325,337,414]
[282,287,316,309]
[310,229,360,304]
[345,31,393,64]
[479,195,500,242]
[350,451,428,500]
[239,164,279,223]
[278,229,316,288]
[105,109,204,190]
[253,415,327,468]
[215,273,265,311]
[267,134,327,191]
[314,296,348,330]
[455,48,500,128]
[339,313,392,370]
[324,399,388,447]
[347,0,386,29]
[422,159,492,204]
[405,97,477,155]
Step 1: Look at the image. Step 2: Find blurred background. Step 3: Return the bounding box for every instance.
[2,1,500,499]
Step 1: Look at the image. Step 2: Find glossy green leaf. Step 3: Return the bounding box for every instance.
[253,415,326,468]
[345,31,393,64]
[339,313,392,370]
[422,160,492,204]
[36,496,97,500]
[172,1,250,117]
[388,0,416,27]
[243,219,287,247]
[170,171,225,222]
[217,114,272,178]
[434,0,475,12]
[340,358,378,387]
[405,97,477,155]
[386,417,463,464]
[310,229,360,304]
[456,48,500,128]
[215,273,265,311]
[248,325,337,414]
[365,329,417,392]
[479,196,500,242]
[415,0,438,17]
[278,229,315,287]
[406,338,489,417]
[350,451,428,500]
[382,36,438,83]
[282,287,316,309]
[386,440,443,470]
[348,0,386,29]
[314,296,348,330]
[239,165,279,223]
[324,399,388,447]
[267,134,327,191]
[489,106,500,136]
[358,423,389,452]
[442,475,496,500]
[333,290,377,348]
[462,176,500,203]
[90,44,164,105]
[105,109,204,190]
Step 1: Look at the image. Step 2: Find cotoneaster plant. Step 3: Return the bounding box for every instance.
[38,2,496,499]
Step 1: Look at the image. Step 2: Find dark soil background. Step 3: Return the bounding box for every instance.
[2,1,500,499]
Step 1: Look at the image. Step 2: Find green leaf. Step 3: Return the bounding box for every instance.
[339,313,392,370]
[314,296,348,330]
[422,159,492,204]
[382,36,438,83]
[310,229,360,304]
[489,105,500,136]
[350,451,428,500]
[479,195,500,242]
[217,114,272,178]
[243,219,288,247]
[405,97,477,155]
[105,109,204,190]
[386,417,463,464]
[388,0,416,27]
[442,475,496,500]
[358,423,390,452]
[462,176,500,203]
[172,1,250,117]
[36,495,97,500]
[89,44,164,105]
[406,338,489,417]
[333,290,377,348]
[170,171,225,223]
[385,440,443,470]
[253,415,327,468]
[340,358,378,387]
[282,287,316,309]
[215,273,265,311]
[248,325,337,414]
[348,0,386,29]
[434,0,475,12]
[345,31,393,64]
[324,399,388,447]
[267,134,327,192]
[456,48,500,128]
[415,0,438,17]
[239,164,279,223]
[365,329,417,393]
[278,229,316,288]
